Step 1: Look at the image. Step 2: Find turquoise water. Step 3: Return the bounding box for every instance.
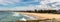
[0,12,33,22]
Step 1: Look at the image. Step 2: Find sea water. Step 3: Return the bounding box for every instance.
[0,12,36,22]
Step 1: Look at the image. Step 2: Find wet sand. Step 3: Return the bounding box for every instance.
[19,12,60,20]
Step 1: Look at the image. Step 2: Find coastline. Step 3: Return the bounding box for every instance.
[19,12,60,20]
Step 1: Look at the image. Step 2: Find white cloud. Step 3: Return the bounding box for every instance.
[0,0,19,5]
[36,0,60,10]
[0,5,36,11]
[0,0,54,10]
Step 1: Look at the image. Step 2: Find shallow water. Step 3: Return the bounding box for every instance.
[0,12,36,22]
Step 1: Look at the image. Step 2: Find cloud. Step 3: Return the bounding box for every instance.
[0,5,36,11]
[37,0,60,10]
[0,0,40,6]
[0,0,18,5]
[0,0,42,10]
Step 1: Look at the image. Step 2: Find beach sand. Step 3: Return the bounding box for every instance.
[19,12,60,20]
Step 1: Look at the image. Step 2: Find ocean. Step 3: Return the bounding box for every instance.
[0,12,36,22]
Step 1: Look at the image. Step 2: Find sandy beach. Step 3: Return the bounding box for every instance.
[19,12,60,20]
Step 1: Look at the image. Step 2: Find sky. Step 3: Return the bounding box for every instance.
[0,0,42,11]
[0,0,60,11]
[36,0,60,10]
[0,0,40,7]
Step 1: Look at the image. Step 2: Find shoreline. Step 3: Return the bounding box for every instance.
[19,12,60,20]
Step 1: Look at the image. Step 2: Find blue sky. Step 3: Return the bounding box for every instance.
[0,0,60,10]
[0,0,41,8]
[0,0,43,10]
